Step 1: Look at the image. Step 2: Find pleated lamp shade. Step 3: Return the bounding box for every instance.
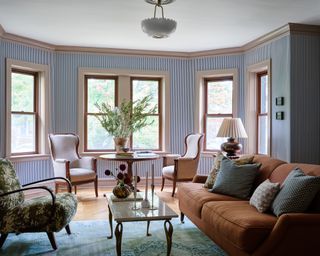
[217,118,248,139]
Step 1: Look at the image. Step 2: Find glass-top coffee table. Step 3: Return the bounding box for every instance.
[106,193,178,256]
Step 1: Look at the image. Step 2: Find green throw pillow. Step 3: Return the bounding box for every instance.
[210,157,261,199]
[271,168,320,216]
[204,153,255,189]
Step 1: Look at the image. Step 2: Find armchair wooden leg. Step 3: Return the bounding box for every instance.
[74,185,77,194]
[172,179,177,197]
[65,224,71,235]
[0,233,8,248]
[46,232,57,250]
[94,177,98,197]
[161,176,165,191]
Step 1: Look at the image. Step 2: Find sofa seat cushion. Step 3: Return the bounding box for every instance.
[178,183,242,218]
[202,201,277,253]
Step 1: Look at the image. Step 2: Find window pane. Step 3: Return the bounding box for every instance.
[258,115,268,154]
[87,78,115,113]
[11,114,36,153]
[207,80,233,114]
[132,116,159,149]
[260,75,268,113]
[132,79,159,113]
[87,115,114,150]
[206,117,226,150]
[11,72,34,112]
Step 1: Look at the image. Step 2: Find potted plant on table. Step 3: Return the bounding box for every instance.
[95,95,156,152]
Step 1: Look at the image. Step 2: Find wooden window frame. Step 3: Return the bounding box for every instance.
[84,75,118,152]
[11,69,39,155]
[256,71,268,154]
[204,76,233,151]
[130,77,162,151]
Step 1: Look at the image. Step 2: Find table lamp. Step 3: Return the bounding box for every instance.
[216,118,248,157]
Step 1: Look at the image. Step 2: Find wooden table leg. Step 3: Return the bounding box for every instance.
[107,205,113,239]
[164,219,173,256]
[115,222,123,256]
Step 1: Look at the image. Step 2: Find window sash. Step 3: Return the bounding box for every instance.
[131,77,162,150]
[256,71,269,154]
[84,75,118,152]
[204,77,233,151]
[11,70,38,155]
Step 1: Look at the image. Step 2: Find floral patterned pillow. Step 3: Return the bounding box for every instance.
[204,152,225,189]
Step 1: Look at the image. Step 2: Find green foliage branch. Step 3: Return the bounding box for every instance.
[95,95,157,138]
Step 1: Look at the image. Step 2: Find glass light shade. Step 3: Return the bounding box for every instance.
[141,17,177,38]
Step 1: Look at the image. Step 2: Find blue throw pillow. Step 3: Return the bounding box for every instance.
[210,157,261,199]
[271,168,320,216]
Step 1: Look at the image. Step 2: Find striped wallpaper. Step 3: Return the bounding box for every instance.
[2,32,319,184]
[290,34,320,164]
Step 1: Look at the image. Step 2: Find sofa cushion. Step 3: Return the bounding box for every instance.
[204,153,254,189]
[178,183,242,218]
[271,168,320,216]
[202,201,277,253]
[211,157,261,199]
[250,179,280,213]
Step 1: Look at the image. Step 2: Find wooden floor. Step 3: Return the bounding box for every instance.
[73,186,180,221]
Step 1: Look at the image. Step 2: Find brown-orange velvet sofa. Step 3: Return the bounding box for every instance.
[178,155,320,256]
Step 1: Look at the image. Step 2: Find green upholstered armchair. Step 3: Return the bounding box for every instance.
[0,158,78,250]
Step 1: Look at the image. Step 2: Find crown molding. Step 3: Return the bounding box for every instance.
[55,45,190,58]
[0,23,319,58]
[1,31,55,51]
[243,24,290,51]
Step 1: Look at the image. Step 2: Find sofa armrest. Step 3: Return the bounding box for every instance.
[254,213,320,256]
[192,175,208,184]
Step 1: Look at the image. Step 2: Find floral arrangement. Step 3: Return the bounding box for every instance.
[105,164,140,190]
[95,95,157,138]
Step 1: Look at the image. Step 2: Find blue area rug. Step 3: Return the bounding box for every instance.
[1,218,226,256]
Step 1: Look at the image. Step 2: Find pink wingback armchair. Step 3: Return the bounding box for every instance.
[161,133,204,196]
[48,133,98,197]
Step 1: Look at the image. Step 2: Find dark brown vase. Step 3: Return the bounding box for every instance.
[113,183,132,198]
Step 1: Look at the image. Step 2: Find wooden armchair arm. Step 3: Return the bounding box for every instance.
[163,154,181,166]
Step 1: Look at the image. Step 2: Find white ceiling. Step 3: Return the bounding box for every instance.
[0,0,320,52]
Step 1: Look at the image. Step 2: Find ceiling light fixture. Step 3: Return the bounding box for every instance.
[141,0,177,39]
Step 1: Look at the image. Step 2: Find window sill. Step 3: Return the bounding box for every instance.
[7,154,51,162]
[81,151,170,158]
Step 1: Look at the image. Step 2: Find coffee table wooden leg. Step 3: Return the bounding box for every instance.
[107,205,113,239]
[164,220,173,256]
[146,220,151,236]
[115,222,123,256]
